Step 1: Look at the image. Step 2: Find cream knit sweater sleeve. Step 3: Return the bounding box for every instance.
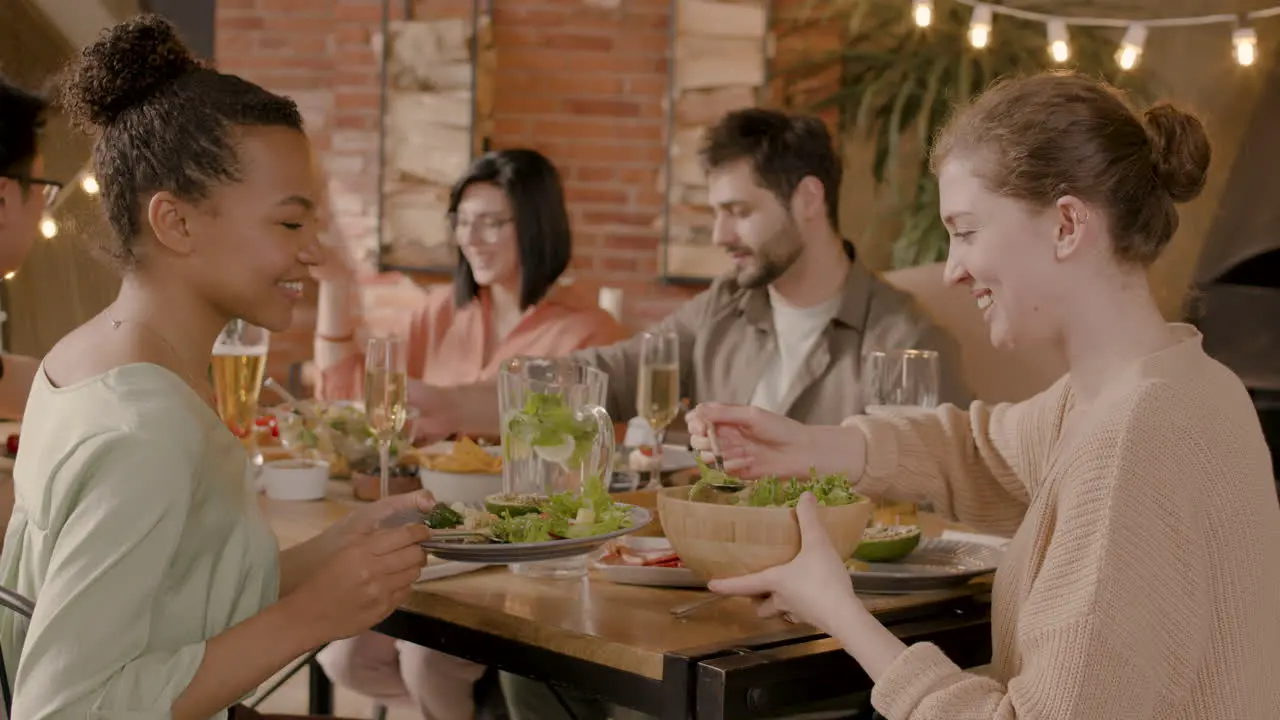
[844,377,1069,537]
[857,381,1221,719]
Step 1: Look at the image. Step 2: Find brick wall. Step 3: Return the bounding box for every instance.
[214,0,815,390]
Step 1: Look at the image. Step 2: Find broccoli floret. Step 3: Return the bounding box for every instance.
[424,503,464,529]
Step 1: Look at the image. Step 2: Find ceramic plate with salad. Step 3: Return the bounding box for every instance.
[419,473,652,563]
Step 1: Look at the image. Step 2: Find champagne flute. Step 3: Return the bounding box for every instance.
[364,336,408,501]
[637,331,680,489]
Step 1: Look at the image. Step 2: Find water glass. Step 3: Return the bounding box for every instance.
[860,348,940,410]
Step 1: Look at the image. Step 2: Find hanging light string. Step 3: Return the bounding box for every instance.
[908,0,1278,67]
[943,1,1280,28]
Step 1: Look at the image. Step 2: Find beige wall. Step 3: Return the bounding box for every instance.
[840,2,1280,320]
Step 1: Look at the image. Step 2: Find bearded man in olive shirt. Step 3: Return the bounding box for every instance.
[408,108,969,439]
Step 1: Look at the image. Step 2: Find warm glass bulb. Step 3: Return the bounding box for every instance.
[912,0,933,28]
[1234,27,1258,67]
[969,4,993,49]
[1046,20,1070,63]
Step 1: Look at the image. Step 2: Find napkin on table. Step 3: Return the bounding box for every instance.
[417,560,489,583]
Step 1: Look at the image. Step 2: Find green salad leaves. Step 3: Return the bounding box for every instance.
[688,459,864,507]
[430,473,634,545]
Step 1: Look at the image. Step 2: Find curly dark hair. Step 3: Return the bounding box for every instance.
[61,14,304,268]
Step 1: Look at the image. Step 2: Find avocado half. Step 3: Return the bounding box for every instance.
[483,493,543,518]
[853,525,922,563]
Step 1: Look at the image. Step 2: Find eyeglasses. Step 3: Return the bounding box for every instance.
[0,175,63,208]
[449,213,512,245]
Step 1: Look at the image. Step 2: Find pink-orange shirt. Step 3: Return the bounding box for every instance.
[317,283,629,400]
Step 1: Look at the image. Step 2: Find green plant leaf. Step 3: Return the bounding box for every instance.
[917,55,949,151]
[884,74,916,197]
[845,0,872,35]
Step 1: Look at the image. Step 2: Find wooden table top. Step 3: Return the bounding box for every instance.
[260,482,989,680]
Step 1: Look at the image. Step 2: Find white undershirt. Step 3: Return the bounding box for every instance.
[749,288,843,414]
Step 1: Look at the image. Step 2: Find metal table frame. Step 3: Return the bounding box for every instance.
[307,594,992,719]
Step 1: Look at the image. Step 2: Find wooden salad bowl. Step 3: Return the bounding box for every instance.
[656,485,873,581]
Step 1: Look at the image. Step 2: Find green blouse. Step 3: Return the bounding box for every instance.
[0,363,279,719]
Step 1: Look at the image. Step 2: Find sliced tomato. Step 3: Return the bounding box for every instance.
[641,553,681,566]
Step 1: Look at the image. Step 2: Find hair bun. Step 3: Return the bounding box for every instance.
[62,14,200,129]
[1143,103,1211,204]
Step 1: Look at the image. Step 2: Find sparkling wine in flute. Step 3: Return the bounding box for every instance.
[211,346,267,440]
[364,368,408,439]
[638,362,680,432]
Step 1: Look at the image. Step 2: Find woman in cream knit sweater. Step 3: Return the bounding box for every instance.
[687,71,1280,719]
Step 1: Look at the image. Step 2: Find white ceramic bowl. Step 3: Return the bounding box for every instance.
[417,441,503,505]
[261,459,330,501]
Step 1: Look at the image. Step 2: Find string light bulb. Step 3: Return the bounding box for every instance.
[2,272,13,281]
[39,217,58,240]
[80,175,99,195]
[968,4,993,49]
[1116,24,1147,70]
[1046,19,1070,63]
[912,0,933,28]
[1233,26,1258,66]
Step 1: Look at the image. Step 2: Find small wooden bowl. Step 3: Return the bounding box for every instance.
[656,485,873,581]
[351,467,422,502]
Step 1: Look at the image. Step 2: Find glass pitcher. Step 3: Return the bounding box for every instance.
[498,356,615,578]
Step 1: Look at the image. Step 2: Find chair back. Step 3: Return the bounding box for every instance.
[0,586,33,719]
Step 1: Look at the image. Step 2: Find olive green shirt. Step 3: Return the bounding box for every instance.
[575,257,971,427]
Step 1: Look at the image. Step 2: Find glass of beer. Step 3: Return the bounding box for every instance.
[636,330,680,489]
[212,320,270,469]
[364,336,409,501]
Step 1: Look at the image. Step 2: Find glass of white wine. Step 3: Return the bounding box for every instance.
[364,336,408,502]
[637,330,680,489]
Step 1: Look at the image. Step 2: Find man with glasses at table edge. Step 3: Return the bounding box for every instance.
[0,76,59,421]
[407,108,972,720]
